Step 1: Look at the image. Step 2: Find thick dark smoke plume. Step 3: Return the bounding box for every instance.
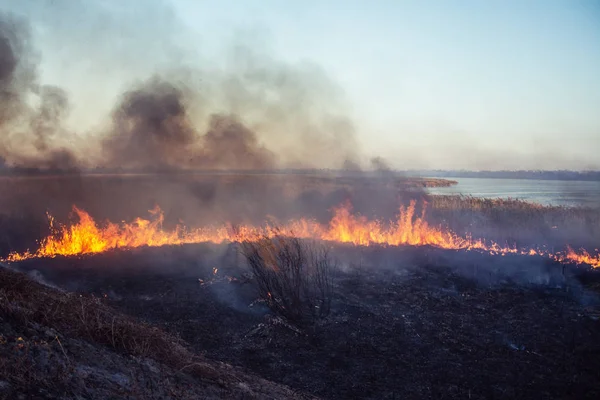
[104,77,276,170]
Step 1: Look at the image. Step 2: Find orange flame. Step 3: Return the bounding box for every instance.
[2,201,599,268]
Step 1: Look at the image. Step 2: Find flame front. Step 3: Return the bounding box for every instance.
[3,201,599,268]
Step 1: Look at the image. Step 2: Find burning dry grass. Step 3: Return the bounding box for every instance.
[2,199,599,268]
[0,174,599,273]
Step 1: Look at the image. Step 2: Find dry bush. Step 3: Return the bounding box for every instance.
[240,235,335,325]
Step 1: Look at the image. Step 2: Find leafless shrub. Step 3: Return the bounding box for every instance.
[240,235,335,325]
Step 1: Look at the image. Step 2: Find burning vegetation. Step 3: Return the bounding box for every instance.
[0,168,598,400]
[1,4,600,400]
[2,200,599,268]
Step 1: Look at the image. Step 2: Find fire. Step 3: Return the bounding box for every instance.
[560,247,600,267]
[2,201,599,268]
[322,201,479,248]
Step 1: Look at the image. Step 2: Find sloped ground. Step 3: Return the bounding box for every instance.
[6,245,600,399]
[0,265,316,400]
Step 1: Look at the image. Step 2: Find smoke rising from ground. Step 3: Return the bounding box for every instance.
[103,77,276,170]
[0,12,80,169]
[0,4,408,258]
[0,4,365,171]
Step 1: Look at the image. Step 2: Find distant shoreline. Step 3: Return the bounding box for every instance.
[0,167,597,182]
[400,170,600,182]
[0,170,457,188]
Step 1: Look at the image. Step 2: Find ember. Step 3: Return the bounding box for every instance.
[3,201,599,268]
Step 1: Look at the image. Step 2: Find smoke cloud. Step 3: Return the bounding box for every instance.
[0,3,364,172]
[0,3,403,257]
[103,77,276,170]
[0,12,80,169]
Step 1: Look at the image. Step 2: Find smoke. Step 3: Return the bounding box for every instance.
[103,77,276,170]
[97,45,361,171]
[0,2,413,257]
[0,12,79,170]
[0,2,365,172]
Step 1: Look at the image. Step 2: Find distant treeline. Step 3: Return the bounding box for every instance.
[402,170,600,182]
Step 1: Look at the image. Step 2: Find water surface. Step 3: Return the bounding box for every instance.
[426,177,600,208]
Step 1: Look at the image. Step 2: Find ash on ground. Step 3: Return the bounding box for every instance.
[6,243,600,399]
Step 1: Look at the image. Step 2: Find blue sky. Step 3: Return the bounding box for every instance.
[2,0,599,169]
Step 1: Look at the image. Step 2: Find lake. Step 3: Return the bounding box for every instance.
[425,177,600,208]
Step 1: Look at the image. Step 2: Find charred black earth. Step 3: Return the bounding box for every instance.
[5,243,600,399]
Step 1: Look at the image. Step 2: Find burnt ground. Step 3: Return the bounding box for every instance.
[0,262,316,400]
[6,243,600,399]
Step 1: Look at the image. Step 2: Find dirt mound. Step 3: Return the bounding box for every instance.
[0,264,316,399]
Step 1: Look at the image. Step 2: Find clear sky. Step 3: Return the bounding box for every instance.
[2,0,600,170]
